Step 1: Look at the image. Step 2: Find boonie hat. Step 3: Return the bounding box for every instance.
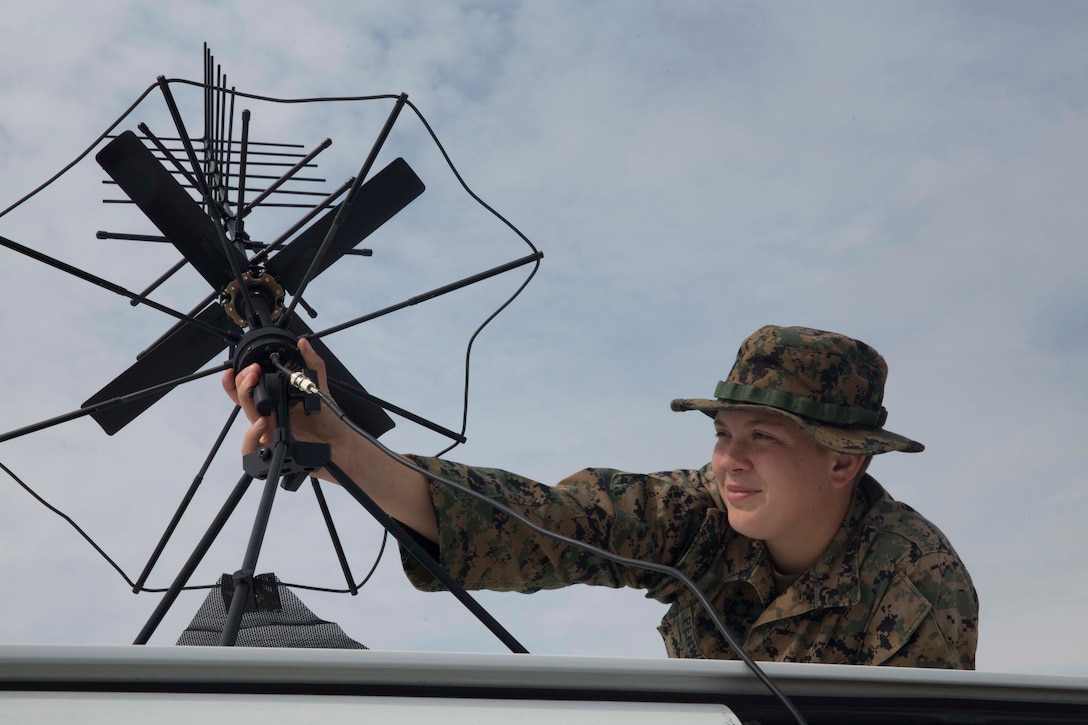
[670,325,923,455]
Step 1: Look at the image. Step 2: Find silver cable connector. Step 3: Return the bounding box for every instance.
[288,370,319,395]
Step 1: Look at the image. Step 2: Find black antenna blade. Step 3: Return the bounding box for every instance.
[266,157,424,294]
[286,317,395,439]
[83,304,235,435]
[97,130,247,291]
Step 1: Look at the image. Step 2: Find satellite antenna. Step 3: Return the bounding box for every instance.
[0,45,540,650]
[0,46,816,724]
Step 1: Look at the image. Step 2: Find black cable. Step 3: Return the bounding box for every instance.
[0,79,808,725]
[436,262,540,459]
[283,523,387,595]
[0,454,383,597]
[0,81,539,597]
[0,458,209,595]
[405,92,545,458]
[273,361,807,725]
[0,82,160,219]
[0,459,140,589]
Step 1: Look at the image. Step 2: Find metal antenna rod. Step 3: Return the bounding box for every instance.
[234,109,251,243]
[157,77,258,327]
[243,138,333,217]
[281,92,408,322]
[132,407,242,593]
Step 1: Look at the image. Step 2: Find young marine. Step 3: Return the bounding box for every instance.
[225,324,979,667]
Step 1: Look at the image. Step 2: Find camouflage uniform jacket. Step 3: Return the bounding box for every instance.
[400,456,979,668]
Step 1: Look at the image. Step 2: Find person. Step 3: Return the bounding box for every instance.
[223,324,979,668]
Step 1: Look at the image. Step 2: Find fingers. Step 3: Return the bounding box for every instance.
[243,416,268,452]
[222,339,326,456]
[225,362,266,453]
[221,368,241,406]
[223,362,264,423]
[297,337,328,390]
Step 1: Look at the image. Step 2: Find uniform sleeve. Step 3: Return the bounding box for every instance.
[398,456,716,594]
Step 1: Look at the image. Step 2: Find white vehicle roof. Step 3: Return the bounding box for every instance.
[2,645,1087,724]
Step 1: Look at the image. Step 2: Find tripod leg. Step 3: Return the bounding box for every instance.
[134,472,253,645]
[325,460,529,654]
[312,477,359,595]
[220,435,290,646]
[133,407,241,593]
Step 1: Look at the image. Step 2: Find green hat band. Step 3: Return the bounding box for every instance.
[713,380,889,427]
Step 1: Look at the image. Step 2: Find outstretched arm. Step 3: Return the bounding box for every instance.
[222,337,439,541]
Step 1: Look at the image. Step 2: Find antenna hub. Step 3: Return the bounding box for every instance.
[233,325,301,373]
[221,270,285,328]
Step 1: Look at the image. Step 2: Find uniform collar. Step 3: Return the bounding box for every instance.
[737,475,886,626]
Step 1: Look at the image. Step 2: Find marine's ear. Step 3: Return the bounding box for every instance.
[830,453,870,489]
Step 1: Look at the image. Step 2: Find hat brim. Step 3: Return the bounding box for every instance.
[670,398,924,455]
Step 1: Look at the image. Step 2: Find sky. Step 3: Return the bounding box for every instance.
[0,0,1086,677]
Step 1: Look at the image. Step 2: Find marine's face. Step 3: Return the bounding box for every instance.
[711,409,847,566]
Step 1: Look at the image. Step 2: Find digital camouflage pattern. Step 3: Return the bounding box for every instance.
[400,455,978,668]
[670,325,925,455]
